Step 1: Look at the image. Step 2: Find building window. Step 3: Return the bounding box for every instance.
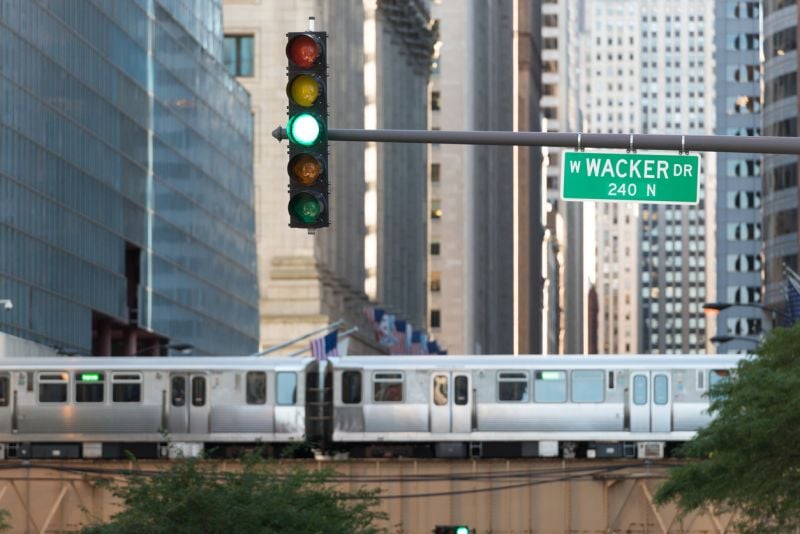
[223,35,254,77]
[430,271,441,292]
[431,309,441,328]
[431,91,441,111]
[430,241,441,255]
[431,163,441,183]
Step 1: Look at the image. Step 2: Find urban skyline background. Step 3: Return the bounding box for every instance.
[1,0,797,357]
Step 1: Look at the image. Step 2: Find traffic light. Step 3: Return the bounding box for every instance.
[286,31,329,229]
[433,526,471,534]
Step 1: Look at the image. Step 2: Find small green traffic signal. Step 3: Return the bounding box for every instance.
[434,526,472,534]
[287,113,324,146]
[286,30,329,229]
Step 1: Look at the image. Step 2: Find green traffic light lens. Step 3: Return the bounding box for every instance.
[287,113,322,146]
[289,193,323,223]
[455,528,469,534]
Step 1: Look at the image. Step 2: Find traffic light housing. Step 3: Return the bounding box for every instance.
[286,31,329,229]
[433,526,471,534]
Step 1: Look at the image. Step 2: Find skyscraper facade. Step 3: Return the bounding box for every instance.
[712,0,764,352]
[0,0,258,355]
[541,0,584,354]
[762,0,799,314]
[429,0,542,354]
[581,0,715,354]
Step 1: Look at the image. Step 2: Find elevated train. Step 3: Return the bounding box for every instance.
[0,355,742,460]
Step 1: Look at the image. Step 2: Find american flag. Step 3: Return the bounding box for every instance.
[786,266,800,326]
[310,330,338,361]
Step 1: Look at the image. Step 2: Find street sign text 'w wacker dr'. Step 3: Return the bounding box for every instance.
[561,151,700,204]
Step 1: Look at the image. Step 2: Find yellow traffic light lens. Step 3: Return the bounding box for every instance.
[289,193,323,223]
[289,154,323,186]
[287,114,322,146]
[289,75,320,107]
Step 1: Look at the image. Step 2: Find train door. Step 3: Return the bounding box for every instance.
[430,372,471,433]
[168,373,209,434]
[629,372,672,433]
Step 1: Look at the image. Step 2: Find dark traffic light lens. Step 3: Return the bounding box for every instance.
[287,35,321,68]
[289,154,323,186]
[289,193,323,223]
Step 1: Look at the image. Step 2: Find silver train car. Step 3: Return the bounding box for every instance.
[327,355,744,459]
[0,357,318,459]
[0,354,743,460]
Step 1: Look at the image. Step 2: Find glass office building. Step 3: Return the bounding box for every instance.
[0,0,258,355]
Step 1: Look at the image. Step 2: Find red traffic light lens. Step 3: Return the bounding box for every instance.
[289,154,324,186]
[287,35,321,68]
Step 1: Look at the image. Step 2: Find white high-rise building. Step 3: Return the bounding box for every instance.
[579,0,716,354]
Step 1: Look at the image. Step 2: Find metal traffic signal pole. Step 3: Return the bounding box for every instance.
[272,127,800,155]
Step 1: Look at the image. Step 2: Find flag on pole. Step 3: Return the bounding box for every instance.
[390,320,408,355]
[336,335,350,357]
[310,330,338,361]
[377,312,398,348]
[786,265,800,326]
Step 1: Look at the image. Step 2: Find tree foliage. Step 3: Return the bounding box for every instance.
[654,324,800,533]
[82,452,388,534]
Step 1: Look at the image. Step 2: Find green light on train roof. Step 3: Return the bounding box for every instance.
[80,373,101,382]
[539,371,563,380]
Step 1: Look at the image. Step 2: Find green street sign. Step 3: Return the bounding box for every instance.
[561,151,700,204]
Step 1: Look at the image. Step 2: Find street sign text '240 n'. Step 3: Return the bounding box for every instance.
[561,151,700,204]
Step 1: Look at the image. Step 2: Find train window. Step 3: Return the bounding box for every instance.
[696,370,706,390]
[192,377,206,407]
[38,373,68,403]
[633,375,648,405]
[0,376,8,406]
[498,372,529,401]
[454,375,468,405]
[654,374,669,405]
[710,369,730,387]
[276,372,297,406]
[709,369,731,401]
[112,373,142,403]
[373,372,404,402]
[172,376,186,407]
[534,371,566,403]
[433,375,448,405]
[342,371,362,404]
[571,370,604,403]
[246,372,266,405]
[75,372,105,403]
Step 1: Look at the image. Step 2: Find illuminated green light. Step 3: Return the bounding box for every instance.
[81,373,101,382]
[289,193,323,223]
[539,371,563,381]
[287,113,322,146]
[455,528,469,534]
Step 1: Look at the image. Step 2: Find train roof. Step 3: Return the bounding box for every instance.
[329,354,747,370]
[0,356,316,372]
